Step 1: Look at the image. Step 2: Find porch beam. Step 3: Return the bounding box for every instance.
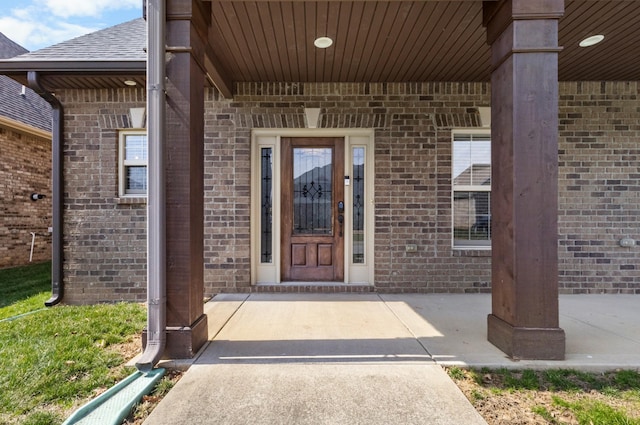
[483,0,566,360]
[203,41,234,99]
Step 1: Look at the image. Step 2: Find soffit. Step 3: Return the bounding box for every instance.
[2,1,639,92]
[206,0,640,86]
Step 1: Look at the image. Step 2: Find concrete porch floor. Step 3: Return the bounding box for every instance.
[143,293,640,424]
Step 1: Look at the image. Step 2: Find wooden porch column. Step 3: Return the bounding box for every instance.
[163,0,210,358]
[483,0,566,360]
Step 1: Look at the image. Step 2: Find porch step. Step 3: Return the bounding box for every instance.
[249,283,376,293]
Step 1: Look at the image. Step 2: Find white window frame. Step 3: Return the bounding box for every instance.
[118,130,148,197]
[452,129,491,249]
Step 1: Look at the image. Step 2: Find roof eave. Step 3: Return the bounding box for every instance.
[0,60,146,74]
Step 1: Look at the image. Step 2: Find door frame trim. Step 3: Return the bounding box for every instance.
[250,129,375,285]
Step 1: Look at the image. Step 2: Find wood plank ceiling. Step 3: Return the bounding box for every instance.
[206,0,640,85]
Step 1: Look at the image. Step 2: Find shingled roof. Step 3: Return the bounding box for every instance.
[0,34,51,132]
[0,19,146,90]
[10,18,146,62]
[0,32,28,59]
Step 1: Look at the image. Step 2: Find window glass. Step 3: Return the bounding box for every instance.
[292,148,333,235]
[120,132,147,196]
[125,166,147,194]
[352,147,365,263]
[260,148,273,263]
[453,137,491,186]
[452,133,491,248]
[124,135,148,161]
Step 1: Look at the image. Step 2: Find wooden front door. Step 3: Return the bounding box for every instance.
[281,138,345,281]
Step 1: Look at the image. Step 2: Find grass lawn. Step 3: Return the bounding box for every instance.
[0,263,148,425]
[0,261,51,320]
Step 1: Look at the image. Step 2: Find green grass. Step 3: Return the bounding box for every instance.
[0,261,51,320]
[553,396,640,425]
[0,303,146,423]
[544,368,603,391]
[447,366,465,380]
[0,263,147,425]
[468,368,640,425]
[531,405,559,424]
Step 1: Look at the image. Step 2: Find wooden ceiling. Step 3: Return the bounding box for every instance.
[204,0,640,94]
[6,1,638,93]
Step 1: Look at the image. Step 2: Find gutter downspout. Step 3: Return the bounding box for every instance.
[27,71,63,306]
[136,0,167,372]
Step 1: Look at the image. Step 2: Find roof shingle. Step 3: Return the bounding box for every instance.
[0,34,52,132]
[11,18,146,62]
[0,32,28,59]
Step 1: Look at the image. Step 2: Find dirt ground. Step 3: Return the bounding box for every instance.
[123,369,184,425]
[449,368,640,425]
[454,372,578,424]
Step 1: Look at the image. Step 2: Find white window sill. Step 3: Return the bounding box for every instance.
[116,196,147,205]
[452,248,491,257]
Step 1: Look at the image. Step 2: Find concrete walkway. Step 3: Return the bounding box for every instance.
[144,293,640,425]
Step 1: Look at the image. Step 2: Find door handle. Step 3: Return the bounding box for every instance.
[337,201,344,237]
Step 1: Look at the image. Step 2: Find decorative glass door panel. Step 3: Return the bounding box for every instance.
[293,148,333,235]
[281,138,344,281]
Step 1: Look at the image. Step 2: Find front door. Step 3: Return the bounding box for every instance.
[281,137,344,281]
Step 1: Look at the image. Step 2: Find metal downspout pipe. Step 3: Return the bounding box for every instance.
[27,71,64,306]
[136,0,167,372]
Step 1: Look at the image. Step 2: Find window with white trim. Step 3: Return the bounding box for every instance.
[452,132,491,248]
[119,130,147,196]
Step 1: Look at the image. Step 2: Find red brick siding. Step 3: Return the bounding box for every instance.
[0,126,51,268]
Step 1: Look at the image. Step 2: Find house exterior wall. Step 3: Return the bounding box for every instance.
[0,124,51,268]
[558,82,640,294]
[204,82,492,295]
[58,81,640,304]
[58,89,147,303]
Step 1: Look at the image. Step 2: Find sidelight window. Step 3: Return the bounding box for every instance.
[352,147,365,263]
[260,148,274,263]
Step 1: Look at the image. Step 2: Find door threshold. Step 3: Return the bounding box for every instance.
[252,282,375,293]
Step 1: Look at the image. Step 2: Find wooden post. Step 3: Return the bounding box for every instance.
[483,0,566,360]
[163,0,211,358]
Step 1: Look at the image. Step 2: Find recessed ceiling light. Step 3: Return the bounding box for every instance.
[314,37,333,49]
[579,34,604,48]
[124,80,137,86]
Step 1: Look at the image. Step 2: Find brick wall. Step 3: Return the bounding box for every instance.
[58,89,147,303]
[0,125,51,268]
[204,91,252,293]
[558,82,640,294]
[59,81,640,303]
[204,82,493,295]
